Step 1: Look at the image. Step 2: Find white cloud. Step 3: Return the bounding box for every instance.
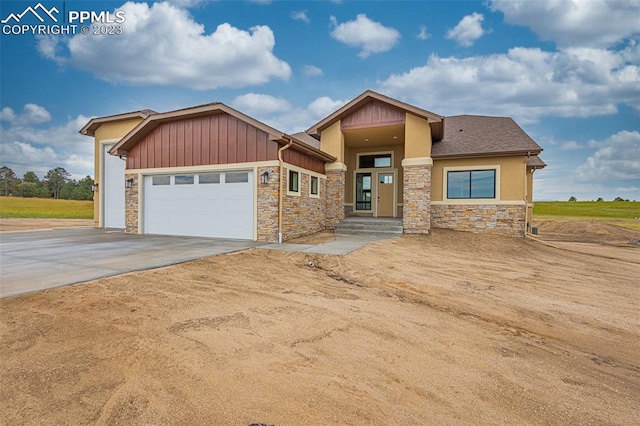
[0,104,51,125]
[417,25,430,41]
[576,131,640,181]
[302,65,323,77]
[330,14,400,58]
[0,107,15,122]
[231,93,292,116]
[446,12,485,47]
[291,10,310,24]
[490,0,640,48]
[560,141,582,150]
[378,45,640,123]
[38,2,291,90]
[166,0,211,8]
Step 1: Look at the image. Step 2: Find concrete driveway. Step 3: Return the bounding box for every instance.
[0,228,258,298]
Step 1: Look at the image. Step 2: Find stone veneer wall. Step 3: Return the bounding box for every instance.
[325,169,345,229]
[430,203,526,237]
[281,168,327,240]
[256,166,280,242]
[124,173,138,234]
[402,165,431,234]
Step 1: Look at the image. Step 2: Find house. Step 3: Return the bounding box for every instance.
[80,90,545,241]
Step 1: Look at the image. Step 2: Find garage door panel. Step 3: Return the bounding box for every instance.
[103,144,125,228]
[144,171,254,240]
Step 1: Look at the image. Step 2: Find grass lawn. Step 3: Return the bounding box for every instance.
[534,201,640,231]
[0,197,93,219]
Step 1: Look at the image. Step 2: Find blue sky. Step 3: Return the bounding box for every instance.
[1,0,639,201]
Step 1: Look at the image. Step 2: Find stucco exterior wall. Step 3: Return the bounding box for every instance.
[404,113,432,158]
[430,203,526,237]
[281,167,327,240]
[93,118,144,226]
[320,121,345,163]
[431,156,526,202]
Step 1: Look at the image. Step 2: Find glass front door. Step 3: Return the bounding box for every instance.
[355,173,372,211]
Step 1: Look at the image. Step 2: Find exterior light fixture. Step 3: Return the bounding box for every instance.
[261,171,269,184]
[91,183,98,192]
[125,177,134,189]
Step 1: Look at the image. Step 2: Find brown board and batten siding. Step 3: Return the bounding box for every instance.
[341,99,406,130]
[127,113,278,169]
[126,112,327,174]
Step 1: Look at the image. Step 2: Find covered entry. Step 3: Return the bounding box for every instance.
[143,170,254,239]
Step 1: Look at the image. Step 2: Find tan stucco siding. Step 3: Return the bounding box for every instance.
[344,144,404,204]
[92,118,143,224]
[404,113,431,158]
[526,169,534,204]
[431,156,526,202]
[320,121,345,163]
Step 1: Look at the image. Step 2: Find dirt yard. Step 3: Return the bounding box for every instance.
[0,218,94,233]
[1,222,639,425]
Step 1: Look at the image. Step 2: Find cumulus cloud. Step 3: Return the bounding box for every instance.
[38,2,291,90]
[575,131,640,181]
[330,14,400,58]
[378,45,640,123]
[231,93,292,116]
[0,109,93,179]
[490,0,640,48]
[302,65,323,77]
[446,12,485,47]
[0,104,52,125]
[417,25,430,41]
[291,10,310,24]
[560,141,582,150]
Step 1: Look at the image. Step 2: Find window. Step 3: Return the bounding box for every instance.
[310,176,319,195]
[152,175,170,186]
[359,153,392,169]
[447,170,496,199]
[199,173,220,184]
[288,170,299,193]
[225,172,249,183]
[175,175,194,185]
[355,173,372,210]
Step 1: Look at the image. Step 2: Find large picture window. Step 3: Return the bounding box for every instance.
[447,170,496,199]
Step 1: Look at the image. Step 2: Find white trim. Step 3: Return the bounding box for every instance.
[137,172,143,234]
[431,200,526,206]
[401,157,433,167]
[443,165,501,202]
[325,161,347,172]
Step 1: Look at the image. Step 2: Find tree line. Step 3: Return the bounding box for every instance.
[0,166,94,201]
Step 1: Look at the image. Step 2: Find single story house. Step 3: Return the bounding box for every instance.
[80,90,545,242]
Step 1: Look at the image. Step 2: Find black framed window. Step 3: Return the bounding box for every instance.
[447,170,496,199]
[358,154,391,168]
[288,170,299,192]
[310,176,319,195]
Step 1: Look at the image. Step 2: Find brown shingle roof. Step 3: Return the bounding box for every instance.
[291,132,320,149]
[527,155,547,169]
[432,115,542,158]
[79,109,157,136]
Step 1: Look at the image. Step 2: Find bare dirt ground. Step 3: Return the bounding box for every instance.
[1,222,639,425]
[0,218,94,233]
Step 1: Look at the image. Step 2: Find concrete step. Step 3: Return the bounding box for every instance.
[335,217,403,235]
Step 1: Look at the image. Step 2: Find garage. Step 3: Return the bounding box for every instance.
[102,143,125,228]
[143,170,254,240]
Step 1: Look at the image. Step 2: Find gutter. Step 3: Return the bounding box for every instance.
[277,139,293,244]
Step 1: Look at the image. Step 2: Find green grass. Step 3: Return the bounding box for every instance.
[534,201,640,219]
[0,197,93,219]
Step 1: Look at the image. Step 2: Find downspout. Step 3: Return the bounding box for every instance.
[278,139,294,244]
[524,152,531,234]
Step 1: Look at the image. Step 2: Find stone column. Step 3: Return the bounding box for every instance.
[256,166,280,242]
[325,162,346,229]
[124,173,139,234]
[402,158,432,234]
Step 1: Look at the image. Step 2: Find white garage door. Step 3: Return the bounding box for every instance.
[143,171,254,240]
[102,144,125,228]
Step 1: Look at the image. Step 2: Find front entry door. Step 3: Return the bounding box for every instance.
[377,172,394,217]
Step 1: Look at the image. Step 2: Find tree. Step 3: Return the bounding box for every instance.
[23,171,40,183]
[568,196,577,202]
[597,197,604,202]
[0,166,18,196]
[613,196,629,202]
[45,167,71,199]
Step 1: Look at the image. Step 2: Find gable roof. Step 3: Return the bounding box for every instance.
[306,90,444,141]
[79,109,157,136]
[432,115,543,158]
[108,102,335,163]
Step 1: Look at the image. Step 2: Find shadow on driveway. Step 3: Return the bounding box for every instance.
[0,228,258,298]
